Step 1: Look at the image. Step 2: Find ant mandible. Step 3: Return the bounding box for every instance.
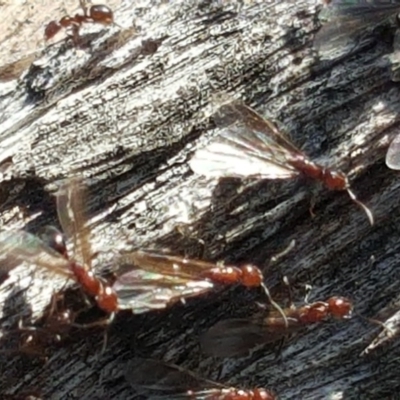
[44,1,114,44]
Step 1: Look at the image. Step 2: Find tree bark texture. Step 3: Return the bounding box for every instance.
[0,0,400,399]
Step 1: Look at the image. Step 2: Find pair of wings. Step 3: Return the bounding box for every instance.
[314,0,400,56]
[189,101,306,181]
[113,251,222,313]
[125,357,275,400]
[0,178,91,280]
[0,180,219,313]
[199,297,353,357]
[0,177,241,314]
[199,314,302,358]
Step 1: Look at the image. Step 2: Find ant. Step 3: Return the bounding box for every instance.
[44,1,114,44]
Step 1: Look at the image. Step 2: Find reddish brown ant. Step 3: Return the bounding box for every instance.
[0,177,286,322]
[189,100,374,225]
[115,250,286,322]
[0,178,118,322]
[44,1,114,43]
[201,294,353,357]
[0,177,287,349]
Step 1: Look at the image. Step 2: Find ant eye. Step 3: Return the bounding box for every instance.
[39,226,67,257]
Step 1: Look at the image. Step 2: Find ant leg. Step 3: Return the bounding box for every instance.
[175,224,206,259]
[17,319,49,335]
[64,23,83,47]
[356,311,396,338]
[214,362,224,382]
[100,326,110,354]
[71,312,115,330]
[71,24,82,47]
[44,280,70,322]
[309,198,316,218]
[359,312,398,356]
[72,313,115,354]
[308,185,320,218]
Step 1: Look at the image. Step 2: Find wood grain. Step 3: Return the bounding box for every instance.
[1,0,400,399]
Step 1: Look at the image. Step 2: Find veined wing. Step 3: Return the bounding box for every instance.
[125,357,276,400]
[315,1,400,55]
[386,134,400,170]
[214,101,303,154]
[200,315,301,358]
[113,269,214,313]
[125,358,233,400]
[56,178,92,268]
[118,250,224,281]
[189,101,302,180]
[0,230,72,277]
[200,318,279,358]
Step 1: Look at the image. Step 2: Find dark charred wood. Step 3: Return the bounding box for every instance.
[0,0,400,399]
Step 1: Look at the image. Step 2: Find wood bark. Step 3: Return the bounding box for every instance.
[1,0,400,399]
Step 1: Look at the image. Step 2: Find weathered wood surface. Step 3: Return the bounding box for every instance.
[1,0,400,399]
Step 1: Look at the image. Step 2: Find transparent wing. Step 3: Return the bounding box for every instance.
[0,230,72,277]
[125,357,276,400]
[200,318,283,358]
[56,178,92,268]
[189,101,302,180]
[112,269,214,313]
[125,358,233,400]
[118,250,222,280]
[315,1,400,56]
[386,134,400,170]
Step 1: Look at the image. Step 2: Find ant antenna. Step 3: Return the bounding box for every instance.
[260,283,288,328]
[347,188,374,226]
[270,240,296,264]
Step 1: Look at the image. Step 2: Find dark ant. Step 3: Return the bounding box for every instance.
[44,1,114,44]
[201,279,353,358]
[0,290,75,361]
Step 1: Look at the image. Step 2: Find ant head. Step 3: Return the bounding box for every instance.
[39,225,68,259]
[89,5,114,25]
[44,20,62,40]
[327,296,353,319]
[240,264,263,287]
